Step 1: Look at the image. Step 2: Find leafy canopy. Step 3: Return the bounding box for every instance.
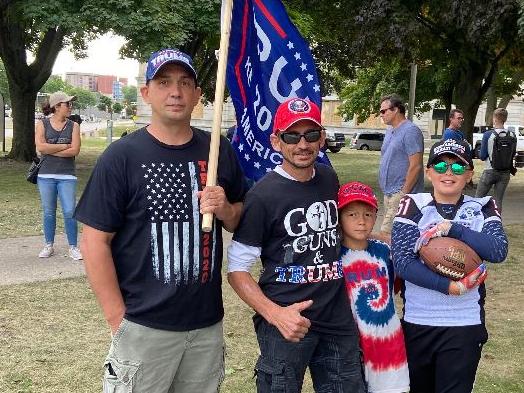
[285,0,523,133]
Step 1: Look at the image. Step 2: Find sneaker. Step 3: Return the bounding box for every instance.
[38,243,54,258]
[69,246,83,261]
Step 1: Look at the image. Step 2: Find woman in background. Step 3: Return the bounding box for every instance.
[34,91,82,260]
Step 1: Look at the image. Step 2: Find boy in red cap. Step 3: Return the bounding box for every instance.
[338,182,410,393]
[228,98,365,393]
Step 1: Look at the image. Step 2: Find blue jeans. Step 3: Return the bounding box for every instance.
[475,169,511,211]
[37,177,78,246]
[255,320,366,393]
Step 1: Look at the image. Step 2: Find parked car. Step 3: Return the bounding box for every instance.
[325,130,346,153]
[350,132,385,151]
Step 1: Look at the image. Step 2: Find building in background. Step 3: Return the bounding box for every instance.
[65,72,97,92]
[96,75,117,96]
[65,74,128,98]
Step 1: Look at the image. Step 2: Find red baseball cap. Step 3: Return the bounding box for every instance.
[273,98,323,134]
[338,182,378,210]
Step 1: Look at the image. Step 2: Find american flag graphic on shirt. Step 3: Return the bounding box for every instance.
[142,161,217,285]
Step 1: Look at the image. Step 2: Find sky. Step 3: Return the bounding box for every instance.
[51,33,140,86]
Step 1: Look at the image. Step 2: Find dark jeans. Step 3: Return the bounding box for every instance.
[475,169,511,211]
[403,321,488,393]
[254,320,366,393]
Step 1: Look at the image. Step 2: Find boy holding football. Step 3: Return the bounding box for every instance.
[391,139,508,393]
[338,181,410,393]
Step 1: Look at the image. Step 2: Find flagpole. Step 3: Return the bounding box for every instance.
[202,0,234,232]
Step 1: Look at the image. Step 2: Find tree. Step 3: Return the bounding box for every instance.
[125,104,136,118]
[122,85,137,104]
[40,75,71,94]
[0,0,222,161]
[286,0,524,142]
[109,0,222,102]
[69,86,97,111]
[122,85,137,118]
[97,95,113,116]
[0,59,8,104]
[338,59,440,122]
[112,102,123,116]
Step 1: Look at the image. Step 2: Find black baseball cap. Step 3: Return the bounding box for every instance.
[427,139,474,169]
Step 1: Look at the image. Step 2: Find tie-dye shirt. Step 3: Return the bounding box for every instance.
[341,240,409,393]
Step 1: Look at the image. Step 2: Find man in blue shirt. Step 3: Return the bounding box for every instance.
[442,109,465,141]
[378,94,425,241]
[442,108,478,190]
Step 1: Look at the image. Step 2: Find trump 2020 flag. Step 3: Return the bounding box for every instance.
[226,0,329,181]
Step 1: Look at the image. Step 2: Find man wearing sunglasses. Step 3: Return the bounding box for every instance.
[391,139,508,393]
[378,94,424,241]
[228,98,365,393]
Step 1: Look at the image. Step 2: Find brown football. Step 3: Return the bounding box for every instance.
[419,237,482,281]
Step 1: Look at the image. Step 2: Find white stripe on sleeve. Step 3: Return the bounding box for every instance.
[227,240,261,273]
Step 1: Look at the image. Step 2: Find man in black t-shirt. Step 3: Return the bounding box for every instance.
[228,98,365,393]
[75,49,246,393]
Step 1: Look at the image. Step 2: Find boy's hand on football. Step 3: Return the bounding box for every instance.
[449,264,487,296]
[413,220,452,253]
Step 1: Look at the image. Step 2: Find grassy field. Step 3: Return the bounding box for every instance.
[0,141,523,392]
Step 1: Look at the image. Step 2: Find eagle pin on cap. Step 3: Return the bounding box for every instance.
[273,98,323,134]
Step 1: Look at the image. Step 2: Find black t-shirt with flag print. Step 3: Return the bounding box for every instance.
[75,127,247,331]
[233,164,357,335]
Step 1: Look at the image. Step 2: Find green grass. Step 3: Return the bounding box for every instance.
[95,125,136,138]
[0,226,522,392]
[0,141,523,392]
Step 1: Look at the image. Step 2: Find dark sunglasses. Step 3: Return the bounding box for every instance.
[379,107,394,115]
[432,161,467,175]
[279,129,322,144]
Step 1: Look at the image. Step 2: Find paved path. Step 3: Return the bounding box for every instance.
[0,231,234,286]
[0,235,86,285]
[1,190,521,287]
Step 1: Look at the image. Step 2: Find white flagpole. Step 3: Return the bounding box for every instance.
[202,0,234,232]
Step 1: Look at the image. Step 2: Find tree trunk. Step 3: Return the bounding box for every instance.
[484,86,496,127]
[0,5,65,161]
[442,86,453,129]
[497,94,512,109]
[453,63,490,144]
[6,86,38,161]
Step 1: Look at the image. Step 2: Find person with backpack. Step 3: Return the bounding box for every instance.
[476,108,517,210]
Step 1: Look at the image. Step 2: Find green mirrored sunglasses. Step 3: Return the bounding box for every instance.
[432,161,467,175]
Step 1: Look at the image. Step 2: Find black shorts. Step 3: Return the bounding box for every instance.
[402,321,488,393]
